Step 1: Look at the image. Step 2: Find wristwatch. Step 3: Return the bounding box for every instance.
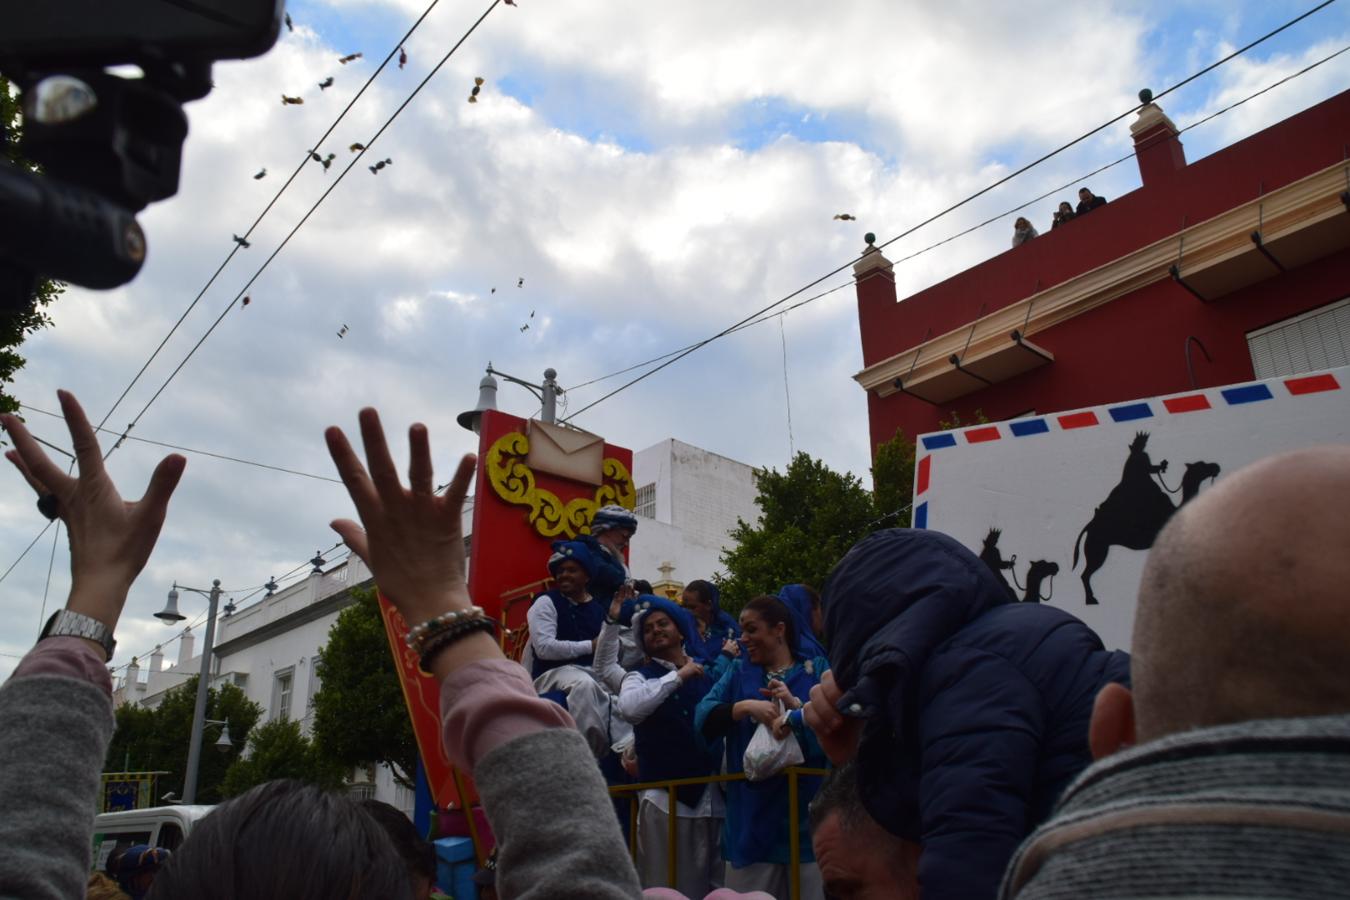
[40,609,116,661]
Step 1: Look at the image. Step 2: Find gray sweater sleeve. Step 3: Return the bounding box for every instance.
[0,674,115,899]
[474,728,641,900]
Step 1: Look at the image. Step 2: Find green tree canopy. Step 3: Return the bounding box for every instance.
[716,418,977,618]
[717,452,877,615]
[312,587,417,788]
[220,718,344,798]
[0,75,62,415]
[105,677,263,804]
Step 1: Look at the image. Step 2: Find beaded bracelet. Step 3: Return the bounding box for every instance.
[417,616,497,671]
[405,606,486,650]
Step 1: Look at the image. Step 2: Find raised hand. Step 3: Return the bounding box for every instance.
[1,390,186,632]
[801,670,863,765]
[324,409,475,627]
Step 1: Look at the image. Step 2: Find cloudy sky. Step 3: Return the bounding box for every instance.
[3,0,1348,680]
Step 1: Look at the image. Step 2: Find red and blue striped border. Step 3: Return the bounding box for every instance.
[911,369,1343,528]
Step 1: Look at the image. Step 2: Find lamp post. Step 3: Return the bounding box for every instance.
[155,578,222,805]
[457,364,562,433]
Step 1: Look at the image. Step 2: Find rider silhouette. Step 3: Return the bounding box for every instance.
[979,528,1018,600]
[1100,432,1174,547]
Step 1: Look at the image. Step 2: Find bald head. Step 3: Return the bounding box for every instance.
[1132,445,1350,742]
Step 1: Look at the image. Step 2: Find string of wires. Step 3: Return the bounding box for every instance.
[103,0,503,458]
[105,541,353,676]
[20,404,344,484]
[93,0,450,445]
[0,0,503,590]
[558,0,1339,423]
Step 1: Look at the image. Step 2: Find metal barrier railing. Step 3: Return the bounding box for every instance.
[608,767,829,900]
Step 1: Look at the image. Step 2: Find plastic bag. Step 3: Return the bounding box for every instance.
[742,700,804,781]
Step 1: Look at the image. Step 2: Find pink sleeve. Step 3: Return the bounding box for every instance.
[10,637,112,695]
[439,657,576,774]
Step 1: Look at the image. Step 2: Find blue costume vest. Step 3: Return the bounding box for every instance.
[723,657,824,866]
[687,612,740,665]
[634,660,719,807]
[531,590,606,678]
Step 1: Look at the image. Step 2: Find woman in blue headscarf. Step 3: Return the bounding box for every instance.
[694,595,829,899]
[777,583,828,659]
[681,579,741,665]
[595,594,728,896]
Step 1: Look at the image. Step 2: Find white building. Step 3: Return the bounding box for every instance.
[112,436,762,809]
[628,438,760,589]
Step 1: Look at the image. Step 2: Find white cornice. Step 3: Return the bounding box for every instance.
[856,162,1350,397]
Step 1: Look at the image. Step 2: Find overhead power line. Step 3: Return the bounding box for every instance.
[94,0,449,443]
[21,404,343,484]
[103,0,502,459]
[559,0,1339,422]
[0,0,460,590]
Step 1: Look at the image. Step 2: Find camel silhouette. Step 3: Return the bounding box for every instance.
[1021,560,1059,603]
[1073,433,1220,605]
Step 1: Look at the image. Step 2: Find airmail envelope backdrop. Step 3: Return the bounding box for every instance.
[912,366,1349,652]
[527,419,605,485]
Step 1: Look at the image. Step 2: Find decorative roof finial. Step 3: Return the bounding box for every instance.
[1138,88,1153,105]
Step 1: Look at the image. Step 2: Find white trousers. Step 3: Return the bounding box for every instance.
[635,796,723,897]
[724,860,823,900]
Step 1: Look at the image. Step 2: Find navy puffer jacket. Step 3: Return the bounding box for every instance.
[823,529,1129,900]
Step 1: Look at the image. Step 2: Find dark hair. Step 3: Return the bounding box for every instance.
[808,760,869,833]
[684,579,717,607]
[800,584,822,612]
[146,780,411,900]
[358,799,437,883]
[632,579,653,595]
[742,594,797,655]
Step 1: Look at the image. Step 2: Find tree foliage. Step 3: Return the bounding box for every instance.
[220,718,345,798]
[312,587,417,788]
[105,677,263,804]
[718,414,985,615]
[0,76,63,415]
[717,452,876,615]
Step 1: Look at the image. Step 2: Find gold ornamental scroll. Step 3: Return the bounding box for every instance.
[486,430,636,538]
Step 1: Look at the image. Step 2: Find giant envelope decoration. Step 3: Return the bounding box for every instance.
[526,419,604,485]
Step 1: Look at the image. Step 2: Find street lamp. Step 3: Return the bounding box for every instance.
[155,578,222,805]
[457,364,562,433]
[205,718,234,750]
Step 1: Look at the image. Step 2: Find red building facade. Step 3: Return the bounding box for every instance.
[854,89,1350,455]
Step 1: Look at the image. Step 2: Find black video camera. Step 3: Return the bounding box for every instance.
[0,1,287,311]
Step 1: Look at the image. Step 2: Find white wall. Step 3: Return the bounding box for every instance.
[629,438,760,586]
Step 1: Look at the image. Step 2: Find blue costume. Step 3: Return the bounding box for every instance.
[529,540,607,679]
[694,621,828,868]
[581,505,638,606]
[626,597,722,806]
[776,584,828,659]
[684,581,740,665]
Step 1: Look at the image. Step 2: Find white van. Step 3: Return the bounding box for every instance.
[91,806,213,871]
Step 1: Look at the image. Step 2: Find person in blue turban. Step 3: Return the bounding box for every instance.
[681,579,741,665]
[777,584,828,660]
[524,539,605,678]
[594,594,726,896]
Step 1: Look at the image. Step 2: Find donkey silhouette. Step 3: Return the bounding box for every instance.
[1073,432,1220,605]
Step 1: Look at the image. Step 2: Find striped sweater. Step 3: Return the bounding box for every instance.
[1001,714,1350,899]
